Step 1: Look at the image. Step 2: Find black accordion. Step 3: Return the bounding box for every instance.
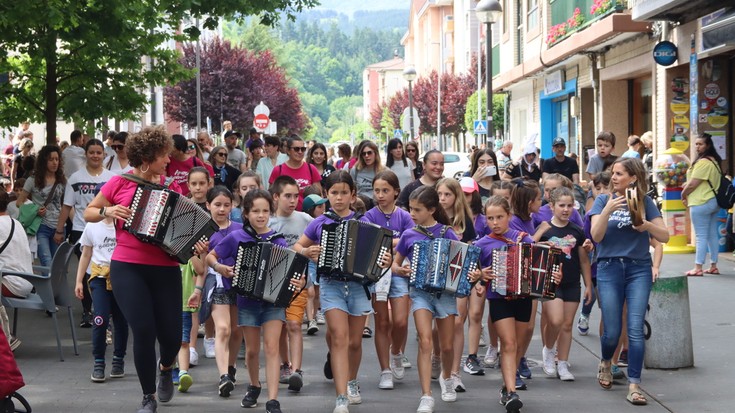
[490,243,562,300]
[317,220,392,283]
[409,239,480,297]
[123,184,218,263]
[232,242,309,307]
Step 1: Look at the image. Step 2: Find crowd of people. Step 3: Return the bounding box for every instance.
[0,125,674,413]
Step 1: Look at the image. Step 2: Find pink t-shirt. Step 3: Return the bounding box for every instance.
[268,162,321,210]
[165,156,214,196]
[100,174,183,267]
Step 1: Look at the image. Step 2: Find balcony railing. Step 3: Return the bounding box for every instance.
[547,0,627,46]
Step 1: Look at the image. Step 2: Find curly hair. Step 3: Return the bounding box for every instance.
[126,126,173,168]
[34,145,65,189]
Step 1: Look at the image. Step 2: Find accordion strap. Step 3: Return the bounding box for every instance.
[242,222,285,243]
[324,210,364,222]
[488,231,527,245]
[412,225,449,239]
[121,173,174,189]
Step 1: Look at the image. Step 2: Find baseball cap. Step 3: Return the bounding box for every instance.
[459,177,479,194]
[302,194,327,212]
[224,130,242,139]
[552,137,566,147]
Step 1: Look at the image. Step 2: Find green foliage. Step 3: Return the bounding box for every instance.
[464,90,505,137]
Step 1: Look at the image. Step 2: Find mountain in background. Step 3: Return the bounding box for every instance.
[313,0,411,16]
[290,1,410,33]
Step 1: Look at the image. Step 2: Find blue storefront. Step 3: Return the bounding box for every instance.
[539,78,578,159]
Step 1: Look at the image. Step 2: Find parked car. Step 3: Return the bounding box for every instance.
[441,152,472,180]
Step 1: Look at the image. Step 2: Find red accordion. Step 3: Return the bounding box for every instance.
[490,243,562,300]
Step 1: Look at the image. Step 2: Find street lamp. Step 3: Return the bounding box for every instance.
[476,0,502,145]
[209,71,224,134]
[403,65,417,142]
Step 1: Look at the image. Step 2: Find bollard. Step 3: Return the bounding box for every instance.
[644,275,694,369]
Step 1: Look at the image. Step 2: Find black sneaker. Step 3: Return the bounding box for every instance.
[91,361,105,383]
[501,389,523,412]
[157,367,174,403]
[240,384,261,408]
[288,369,303,392]
[137,394,157,413]
[323,352,333,380]
[463,354,485,376]
[110,357,125,378]
[80,311,93,328]
[265,399,282,413]
[218,374,234,398]
[228,365,237,384]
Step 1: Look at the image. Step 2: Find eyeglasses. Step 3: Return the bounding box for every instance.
[111,145,124,151]
[187,145,197,151]
[216,152,227,157]
[361,151,375,156]
[290,146,307,152]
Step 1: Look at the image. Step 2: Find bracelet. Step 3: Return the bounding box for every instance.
[194,285,204,291]
[300,248,306,255]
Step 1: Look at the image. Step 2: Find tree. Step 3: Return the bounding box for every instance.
[464,91,506,138]
[164,39,306,134]
[0,0,318,145]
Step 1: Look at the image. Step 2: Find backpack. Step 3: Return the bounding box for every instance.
[706,160,735,209]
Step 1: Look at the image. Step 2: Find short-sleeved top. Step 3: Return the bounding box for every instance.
[509,214,536,236]
[454,214,477,243]
[350,166,378,199]
[103,155,130,173]
[62,145,86,178]
[303,210,367,245]
[589,194,661,262]
[227,148,248,170]
[13,154,34,180]
[396,223,459,260]
[165,156,214,196]
[255,157,280,191]
[473,214,489,240]
[532,204,584,229]
[268,162,321,211]
[397,179,426,209]
[621,149,641,159]
[686,158,719,206]
[496,151,512,170]
[269,212,314,248]
[317,164,336,181]
[100,174,183,266]
[543,156,578,182]
[538,221,586,285]
[585,154,616,175]
[244,138,264,151]
[24,177,65,228]
[364,206,414,239]
[64,167,116,231]
[79,220,116,275]
[207,221,243,290]
[475,229,534,299]
[389,160,415,192]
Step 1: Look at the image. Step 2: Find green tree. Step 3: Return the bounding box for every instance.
[464,90,505,139]
[0,0,318,145]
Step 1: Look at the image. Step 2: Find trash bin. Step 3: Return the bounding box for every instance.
[644,275,694,369]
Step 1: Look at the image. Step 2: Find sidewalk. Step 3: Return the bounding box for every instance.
[8,252,733,412]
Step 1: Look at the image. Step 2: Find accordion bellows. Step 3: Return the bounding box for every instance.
[123,185,218,263]
[317,220,392,283]
[409,239,480,297]
[232,242,309,307]
[491,243,562,300]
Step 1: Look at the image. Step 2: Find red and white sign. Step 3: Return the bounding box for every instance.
[253,113,270,131]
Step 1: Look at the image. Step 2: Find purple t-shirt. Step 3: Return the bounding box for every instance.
[509,214,536,236]
[208,222,243,290]
[532,204,584,229]
[303,210,367,244]
[395,223,459,260]
[364,206,414,239]
[475,229,534,299]
[474,214,489,240]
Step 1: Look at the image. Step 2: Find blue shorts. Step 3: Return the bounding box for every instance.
[307,261,318,287]
[389,274,410,299]
[181,311,193,343]
[410,288,457,319]
[237,303,285,327]
[320,278,373,317]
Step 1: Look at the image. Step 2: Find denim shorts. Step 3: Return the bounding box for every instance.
[410,288,457,319]
[237,303,285,327]
[181,311,193,343]
[320,278,373,316]
[307,261,318,287]
[211,287,237,306]
[389,274,410,299]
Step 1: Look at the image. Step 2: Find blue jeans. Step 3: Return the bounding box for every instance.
[36,224,62,270]
[690,197,720,266]
[596,258,652,384]
[89,277,129,361]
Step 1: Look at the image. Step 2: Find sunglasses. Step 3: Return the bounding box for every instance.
[216,152,227,157]
[362,151,375,156]
[406,148,416,153]
[111,145,124,151]
[187,145,197,151]
[290,146,307,152]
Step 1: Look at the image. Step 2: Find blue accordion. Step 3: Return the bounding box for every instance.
[409,239,480,297]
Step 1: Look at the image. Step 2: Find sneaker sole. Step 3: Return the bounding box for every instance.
[348,396,362,405]
[391,368,405,381]
[109,371,125,378]
[219,381,234,398]
[241,401,258,408]
[324,354,333,380]
[288,374,303,392]
[91,375,106,383]
[178,375,193,392]
[441,395,457,402]
[463,366,485,376]
[505,398,523,412]
[378,382,394,390]
[307,327,319,335]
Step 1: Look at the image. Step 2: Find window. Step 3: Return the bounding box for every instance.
[502,0,508,34]
[527,0,538,31]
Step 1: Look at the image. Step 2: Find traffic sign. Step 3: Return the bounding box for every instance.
[474,120,488,135]
[254,113,270,131]
[394,129,403,139]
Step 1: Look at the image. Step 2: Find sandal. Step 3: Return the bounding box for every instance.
[626,389,648,405]
[704,267,720,275]
[685,269,703,277]
[362,327,372,338]
[597,360,612,390]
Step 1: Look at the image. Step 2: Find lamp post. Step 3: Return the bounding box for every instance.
[476,0,503,145]
[209,71,224,134]
[403,66,417,142]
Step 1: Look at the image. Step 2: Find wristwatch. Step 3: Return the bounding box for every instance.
[99,207,106,217]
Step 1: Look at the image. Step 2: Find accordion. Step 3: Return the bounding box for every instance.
[317,220,392,283]
[490,243,562,300]
[409,239,480,297]
[232,242,309,307]
[123,184,218,263]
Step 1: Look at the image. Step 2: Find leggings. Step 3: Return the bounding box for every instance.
[69,230,92,313]
[110,260,182,395]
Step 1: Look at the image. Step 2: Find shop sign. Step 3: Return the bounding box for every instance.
[653,41,678,66]
[544,70,565,95]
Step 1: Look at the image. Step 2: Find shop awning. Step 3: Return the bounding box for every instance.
[631,0,723,23]
[702,9,735,55]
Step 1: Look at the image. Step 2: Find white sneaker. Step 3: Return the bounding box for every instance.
[484,346,498,367]
[417,395,435,413]
[203,337,215,359]
[379,369,394,389]
[391,353,405,380]
[452,372,465,392]
[479,324,487,347]
[402,354,412,368]
[557,361,575,381]
[333,395,349,413]
[430,355,441,380]
[189,347,199,366]
[347,379,361,404]
[316,310,326,325]
[542,346,556,376]
[439,373,456,402]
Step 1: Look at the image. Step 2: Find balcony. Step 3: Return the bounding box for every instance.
[547,0,627,46]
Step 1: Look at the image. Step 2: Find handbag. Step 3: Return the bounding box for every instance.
[17,181,60,236]
[706,160,735,209]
